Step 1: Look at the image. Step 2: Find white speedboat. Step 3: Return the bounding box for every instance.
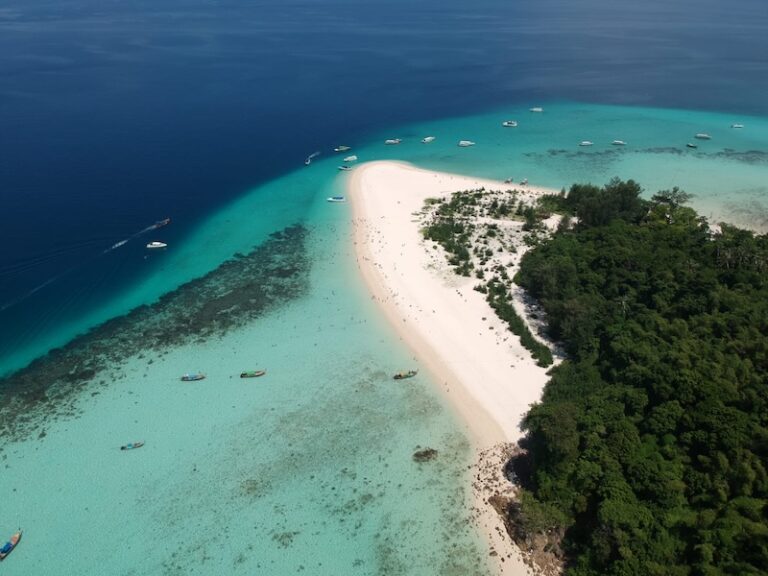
[694,133,711,140]
[327,196,346,202]
[337,165,352,171]
[529,107,543,113]
[421,136,436,143]
[384,138,401,145]
[146,241,167,249]
[457,140,475,147]
[343,155,358,162]
[334,145,351,152]
[502,120,518,127]
[579,141,594,147]
[612,140,627,146]
[731,123,744,129]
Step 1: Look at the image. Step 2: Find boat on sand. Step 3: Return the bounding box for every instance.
[393,369,418,380]
[0,531,22,561]
[240,370,266,378]
[181,373,205,381]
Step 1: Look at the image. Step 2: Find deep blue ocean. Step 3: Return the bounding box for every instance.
[1,0,767,369]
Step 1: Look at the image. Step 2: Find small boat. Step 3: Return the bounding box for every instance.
[327,196,346,202]
[304,151,320,166]
[154,218,171,228]
[146,241,167,249]
[529,107,543,113]
[458,140,475,147]
[503,178,514,184]
[240,370,266,378]
[384,138,401,145]
[686,143,698,149]
[338,165,352,171]
[694,133,711,140]
[731,123,744,129]
[421,136,436,143]
[611,140,627,146]
[520,178,528,185]
[0,530,22,561]
[502,120,518,127]
[343,155,358,162]
[180,373,205,381]
[579,141,593,147]
[334,145,351,152]
[120,441,145,451]
[393,369,418,380]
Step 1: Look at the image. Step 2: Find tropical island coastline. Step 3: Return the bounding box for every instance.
[349,160,768,576]
[349,161,563,574]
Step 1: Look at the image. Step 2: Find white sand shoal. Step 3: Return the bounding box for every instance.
[349,161,561,575]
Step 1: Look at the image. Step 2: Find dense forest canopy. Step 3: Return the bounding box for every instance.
[515,179,768,575]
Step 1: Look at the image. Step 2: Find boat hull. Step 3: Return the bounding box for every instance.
[0,532,22,561]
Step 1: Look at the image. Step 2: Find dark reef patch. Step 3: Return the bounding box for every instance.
[0,225,310,442]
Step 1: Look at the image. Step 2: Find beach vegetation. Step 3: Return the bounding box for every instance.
[511,179,768,575]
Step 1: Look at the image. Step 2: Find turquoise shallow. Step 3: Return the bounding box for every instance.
[1,102,767,574]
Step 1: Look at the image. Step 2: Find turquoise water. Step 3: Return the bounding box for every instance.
[2,102,768,574]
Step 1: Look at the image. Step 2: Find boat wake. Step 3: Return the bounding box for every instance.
[0,217,171,313]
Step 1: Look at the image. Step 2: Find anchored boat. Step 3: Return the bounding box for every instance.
[180,373,205,381]
[121,441,145,451]
[393,369,418,380]
[0,530,22,561]
[240,370,266,378]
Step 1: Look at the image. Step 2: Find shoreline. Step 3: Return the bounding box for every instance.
[347,160,561,575]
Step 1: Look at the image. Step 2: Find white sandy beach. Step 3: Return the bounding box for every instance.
[348,161,561,575]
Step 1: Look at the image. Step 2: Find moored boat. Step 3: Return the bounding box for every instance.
[180,373,205,381]
[612,140,627,146]
[579,141,594,146]
[384,138,401,145]
[421,136,436,143]
[343,155,358,162]
[146,241,167,249]
[334,145,351,152]
[694,133,711,140]
[0,530,22,561]
[338,165,352,171]
[686,142,698,149]
[393,369,418,380]
[502,120,518,127]
[240,370,266,378]
[327,196,346,202]
[529,107,543,112]
[121,441,145,451]
[457,140,475,147]
[731,123,744,129]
